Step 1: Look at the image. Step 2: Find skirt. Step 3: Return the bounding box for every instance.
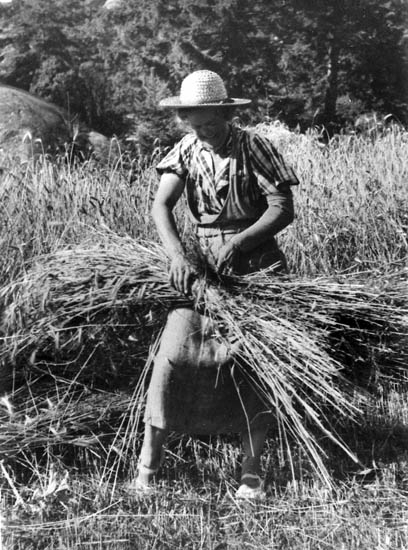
[143,308,272,434]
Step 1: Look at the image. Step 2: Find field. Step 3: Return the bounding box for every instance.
[0,123,407,549]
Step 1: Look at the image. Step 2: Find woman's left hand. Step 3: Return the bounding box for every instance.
[216,240,241,274]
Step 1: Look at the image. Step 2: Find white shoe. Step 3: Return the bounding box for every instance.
[236,473,266,500]
[126,464,159,496]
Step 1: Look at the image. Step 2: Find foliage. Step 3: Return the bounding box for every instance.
[0,0,407,143]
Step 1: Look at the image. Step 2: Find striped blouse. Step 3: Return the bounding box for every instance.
[156,124,299,218]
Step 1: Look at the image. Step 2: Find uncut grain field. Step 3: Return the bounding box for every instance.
[0,122,407,549]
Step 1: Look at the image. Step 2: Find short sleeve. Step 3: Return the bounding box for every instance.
[248,132,299,194]
[156,134,195,178]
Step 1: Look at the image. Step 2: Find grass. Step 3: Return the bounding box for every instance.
[0,123,407,548]
[2,410,408,549]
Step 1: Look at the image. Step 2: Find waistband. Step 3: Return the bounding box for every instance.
[195,219,256,237]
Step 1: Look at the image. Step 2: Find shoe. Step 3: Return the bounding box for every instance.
[126,446,166,496]
[126,464,159,496]
[236,473,266,500]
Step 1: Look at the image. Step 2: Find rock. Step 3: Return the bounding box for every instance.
[103,0,124,10]
[73,129,121,163]
[0,84,71,161]
[353,112,394,136]
[0,84,115,163]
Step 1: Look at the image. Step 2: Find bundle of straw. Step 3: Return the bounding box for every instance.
[0,386,129,460]
[1,229,407,485]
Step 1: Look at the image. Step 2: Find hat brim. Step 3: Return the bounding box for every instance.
[159,97,252,109]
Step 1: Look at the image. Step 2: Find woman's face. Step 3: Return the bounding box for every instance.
[183,108,229,151]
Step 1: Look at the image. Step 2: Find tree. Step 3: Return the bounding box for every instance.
[271,0,408,128]
[0,0,407,144]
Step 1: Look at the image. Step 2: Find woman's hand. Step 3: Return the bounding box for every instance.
[216,239,241,274]
[169,252,197,295]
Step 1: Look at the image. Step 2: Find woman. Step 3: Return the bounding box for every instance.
[130,70,299,499]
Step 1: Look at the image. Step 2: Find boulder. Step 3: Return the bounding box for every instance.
[0,84,71,160]
[73,129,121,163]
[103,0,124,9]
[353,112,394,136]
[0,84,115,162]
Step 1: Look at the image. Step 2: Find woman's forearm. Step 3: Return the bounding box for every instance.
[152,198,197,295]
[232,191,294,253]
[151,202,186,259]
[151,172,188,261]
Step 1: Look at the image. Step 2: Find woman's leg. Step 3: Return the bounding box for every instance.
[241,424,268,475]
[237,421,269,498]
[136,424,168,485]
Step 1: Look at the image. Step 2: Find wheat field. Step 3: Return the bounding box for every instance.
[0,124,407,549]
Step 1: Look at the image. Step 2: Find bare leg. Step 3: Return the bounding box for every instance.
[242,424,268,475]
[237,422,269,498]
[137,424,168,485]
[126,424,168,493]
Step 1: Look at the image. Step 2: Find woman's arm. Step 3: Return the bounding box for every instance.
[152,172,197,294]
[152,172,186,257]
[216,185,294,272]
[232,186,294,252]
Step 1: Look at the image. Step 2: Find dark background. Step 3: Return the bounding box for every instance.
[1,0,407,150]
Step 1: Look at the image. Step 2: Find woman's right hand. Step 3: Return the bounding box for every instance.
[169,253,197,295]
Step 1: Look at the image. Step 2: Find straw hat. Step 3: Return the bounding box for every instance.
[159,70,251,109]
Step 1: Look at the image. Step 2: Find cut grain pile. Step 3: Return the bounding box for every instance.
[1,229,407,485]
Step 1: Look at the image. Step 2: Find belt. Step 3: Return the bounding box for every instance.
[195,219,256,234]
